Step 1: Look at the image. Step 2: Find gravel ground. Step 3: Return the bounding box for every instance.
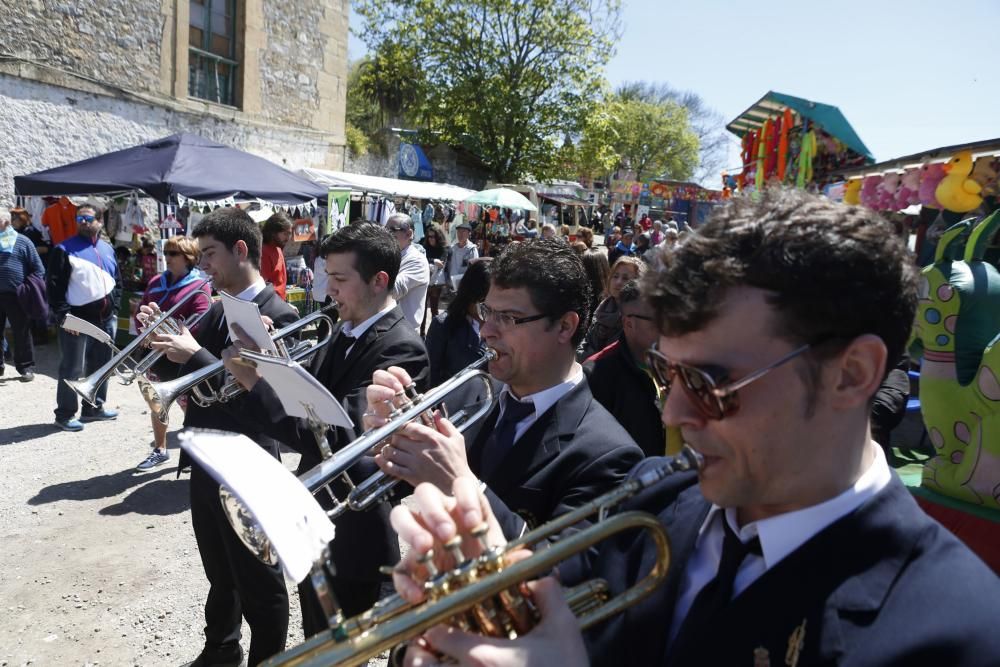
[0,340,390,666]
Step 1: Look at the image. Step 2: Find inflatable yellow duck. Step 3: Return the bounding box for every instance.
[843,179,862,205]
[936,150,983,212]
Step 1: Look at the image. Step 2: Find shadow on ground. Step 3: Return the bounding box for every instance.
[0,422,61,446]
[100,477,190,516]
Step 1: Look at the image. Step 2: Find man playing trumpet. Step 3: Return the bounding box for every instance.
[388,190,1000,666]
[143,208,298,667]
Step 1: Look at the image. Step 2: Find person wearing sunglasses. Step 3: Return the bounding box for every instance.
[363,238,643,547]
[132,235,211,471]
[584,279,666,457]
[48,204,122,431]
[385,188,1000,667]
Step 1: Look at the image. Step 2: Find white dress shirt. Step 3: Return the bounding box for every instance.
[497,363,584,444]
[340,300,396,357]
[393,243,429,331]
[668,442,892,645]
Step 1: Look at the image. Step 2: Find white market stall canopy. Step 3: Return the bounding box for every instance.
[296,167,474,202]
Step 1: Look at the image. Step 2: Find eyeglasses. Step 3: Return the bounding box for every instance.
[76,215,96,223]
[477,302,548,329]
[645,343,812,420]
[164,250,183,257]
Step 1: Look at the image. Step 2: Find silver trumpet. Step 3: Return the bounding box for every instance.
[63,282,211,407]
[301,348,498,518]
[222,350,497,567]
[141,304,338,424]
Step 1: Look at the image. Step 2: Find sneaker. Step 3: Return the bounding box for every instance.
[19,370,35,382]
[55,418,84,432]
[80,408,119,423]
[136,449,170,471]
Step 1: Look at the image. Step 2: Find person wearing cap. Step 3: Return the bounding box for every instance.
[386,213,429,331]
[48,204,121,431]
[444,221,479,292]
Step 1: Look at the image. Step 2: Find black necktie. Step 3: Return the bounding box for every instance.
[673,515,762,653]
[479,393,535,479]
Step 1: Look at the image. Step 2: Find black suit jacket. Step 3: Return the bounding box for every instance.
[240,305,429,580]
[175,285,299,466]
[467,380,644,539]
[576,458,1000,667]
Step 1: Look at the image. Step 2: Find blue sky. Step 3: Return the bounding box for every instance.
[349,0,1000,174]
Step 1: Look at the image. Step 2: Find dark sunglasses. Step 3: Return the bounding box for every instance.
[646,343,812,420]
[76,215,97,223]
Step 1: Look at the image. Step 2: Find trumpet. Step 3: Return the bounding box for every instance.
[141,304,338,424]
[63,282,211,407]
[263,447,704,667]
[221,351,497,567]
[300,349,498,517]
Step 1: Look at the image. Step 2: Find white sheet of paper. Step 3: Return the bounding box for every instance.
[62,315,115,346]
[241,349,354,429]
[180,430,335,584]
[220,291,278,354]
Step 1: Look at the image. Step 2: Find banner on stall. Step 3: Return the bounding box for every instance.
[327,189,351,234]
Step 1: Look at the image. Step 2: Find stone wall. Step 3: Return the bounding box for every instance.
[0,73,341,205]
[0,0,165,95]
[0,0,348,203]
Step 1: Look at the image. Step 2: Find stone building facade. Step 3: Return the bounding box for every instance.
[0,0,349,204]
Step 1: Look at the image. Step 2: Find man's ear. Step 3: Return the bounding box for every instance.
[556,311,581,345]
[827,334,888,410]
[233,239,249,262]
[370,270,391,292]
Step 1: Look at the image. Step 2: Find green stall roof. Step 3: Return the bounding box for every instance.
[726,91,875,163]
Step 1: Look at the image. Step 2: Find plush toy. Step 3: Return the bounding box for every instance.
[795,129,816,189]
[756,119,770,191]
[919,162,946,208]
[936,150,983,213]
[909,212,1000,508]
[895,168,921,209]
[777,108,792,181]
[860,175,882,209]
[877,172,901,211]
[971,157,999,197]
[843,179,862,205]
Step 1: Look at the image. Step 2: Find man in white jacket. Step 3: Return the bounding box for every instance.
[386,214,429,331]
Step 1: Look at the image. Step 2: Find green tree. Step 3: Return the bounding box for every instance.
[609,97,699,182]
[354,0,622,182]
[616,81,729,184]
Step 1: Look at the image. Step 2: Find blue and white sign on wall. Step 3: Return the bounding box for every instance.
[399,143,434,181]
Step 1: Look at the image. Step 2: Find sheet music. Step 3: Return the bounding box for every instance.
[220,291,278,354]
[241,349,354,429]
[180,429,336,584]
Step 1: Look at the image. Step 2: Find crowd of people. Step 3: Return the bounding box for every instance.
[5,188,1000,667]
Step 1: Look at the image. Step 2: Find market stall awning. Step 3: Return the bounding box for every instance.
[726,91,874,162]
[297,167,474,201]
[539,193,591,207]
[14,133,328,204]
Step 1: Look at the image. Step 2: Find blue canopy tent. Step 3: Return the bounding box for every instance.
[14,132,327,204]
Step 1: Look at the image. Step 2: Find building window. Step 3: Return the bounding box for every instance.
[188,0,238,106]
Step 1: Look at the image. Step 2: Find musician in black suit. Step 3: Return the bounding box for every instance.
[364,238,643,540]
[386,189,1000,667]
[222,223,428,636]
[146,208,298,667]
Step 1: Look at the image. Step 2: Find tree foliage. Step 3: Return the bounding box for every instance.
[616,81,729,183]
[354,0,622,182]
[609,97,699,182]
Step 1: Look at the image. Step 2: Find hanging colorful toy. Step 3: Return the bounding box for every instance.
[936,150,984,213]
